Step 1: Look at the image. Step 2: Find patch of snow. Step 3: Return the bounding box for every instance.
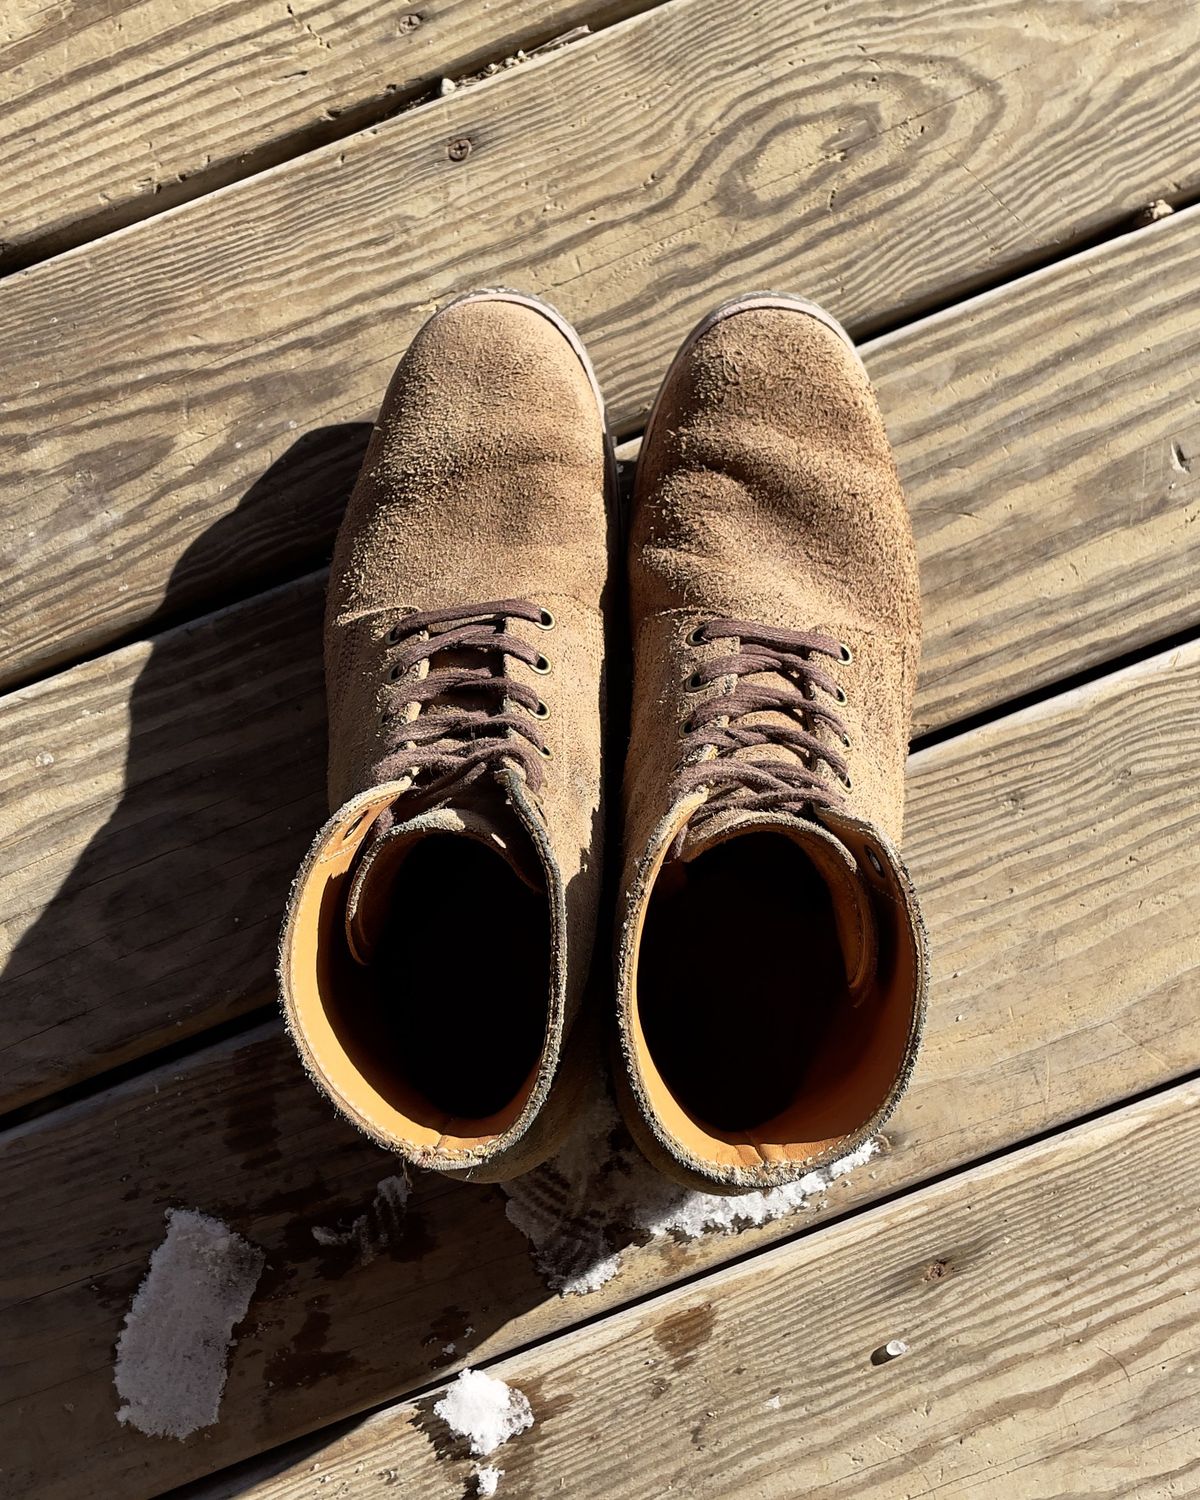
[114,1209,264,1440]
[434,1369,533,1456]
[311,1174,409,1263]
[502,1090,876,1296]
[474,1465,503,1497]
[563,1251,623,1295]
[764,1394,782,1411]
[643,1137,876,1239]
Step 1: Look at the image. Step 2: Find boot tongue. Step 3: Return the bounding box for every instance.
[344,794,541,965]
[673,809,877,1001]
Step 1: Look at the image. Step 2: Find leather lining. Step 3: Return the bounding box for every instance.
[629,811,918,1170]
[282,785,544,1154]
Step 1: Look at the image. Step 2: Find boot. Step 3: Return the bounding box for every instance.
[280,291,613,1181]
[616,295,927,1192]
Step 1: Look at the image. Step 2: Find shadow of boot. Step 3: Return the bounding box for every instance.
[0,423,371,1115]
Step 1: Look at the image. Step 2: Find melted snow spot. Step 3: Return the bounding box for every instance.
[503,1091,876,1295]
[311,1174,409,1262]
[114,1209,264,1439]
[434,1368,533,1456]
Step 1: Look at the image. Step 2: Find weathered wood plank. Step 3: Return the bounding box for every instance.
[0,0,650,270]
[4,640,1198,1498]
[0,573,326,1107]
[876,209,1200,734]
[201,1079,1200,1500]
[5,210,1199,1110]
[3,0,1200,685]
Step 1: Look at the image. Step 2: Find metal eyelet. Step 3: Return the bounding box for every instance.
[387,623,405,644]
[834,685,848,705]
[838,642,853,663]
[841,732,852,748]
[539,742,553,758]
[389,662,404,680]
[686,672,704,691]
[536,608,555,631]
[532,654,552,675]
[840,771,853,790]
[533,699,550,720]
[866,847,884,876]
[687,626,706,646]
[680,717,694,736]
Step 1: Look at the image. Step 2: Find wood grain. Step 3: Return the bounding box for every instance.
[3,0,1200,685]
[0,0,655,269]
[0,573,327,1108]
[200,1079,1200,1500]
[4,211,1199,1110]
[4,640,1198,1497]
[873,209,1200,734]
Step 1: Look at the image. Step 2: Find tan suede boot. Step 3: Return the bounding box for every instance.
[616,295,927,1192]
[280,291,613,1181]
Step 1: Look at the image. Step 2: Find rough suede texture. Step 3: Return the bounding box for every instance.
[616,299,926,1191]
[284,293,611,1180]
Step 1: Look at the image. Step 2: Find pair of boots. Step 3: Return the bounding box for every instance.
[279,290,927,1193]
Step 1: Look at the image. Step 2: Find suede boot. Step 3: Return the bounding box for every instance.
[616,295,927,1192]
[280,291,613,1181]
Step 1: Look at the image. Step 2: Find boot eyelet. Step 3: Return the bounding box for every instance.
[539,742,553,758]
[533,699,550,720]
[532,654,552,675]
[686,626,706,646]
[865,847,885,876]
[839,771,853,790]
[536,608,555,631]
[834,685,848,704]
[841,732,852,749]
[389,662,404,681]
[387,623,405,644]
[686,671,704,691]
[680,717,695,736]
[838,642,853,663]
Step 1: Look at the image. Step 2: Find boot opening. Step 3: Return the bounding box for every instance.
[639,833,849,1133]
[370,836,548,1118]
[633,826,920,1170]
[332,834,551,1126]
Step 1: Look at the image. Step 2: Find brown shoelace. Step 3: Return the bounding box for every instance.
[674,617,851,827]
[374,598,553,798]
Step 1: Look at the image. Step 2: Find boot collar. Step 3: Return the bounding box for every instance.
[344,787,544,965]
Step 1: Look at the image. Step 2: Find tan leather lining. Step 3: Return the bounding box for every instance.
[282,784,540,1154]
[628,810,917,1170]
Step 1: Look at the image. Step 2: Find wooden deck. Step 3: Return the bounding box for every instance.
[3,3,1199,1496]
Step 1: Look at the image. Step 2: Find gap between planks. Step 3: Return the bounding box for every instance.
[2,0,1200,687]
[2,203,1197,1114]
[3,634,1199,1497]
